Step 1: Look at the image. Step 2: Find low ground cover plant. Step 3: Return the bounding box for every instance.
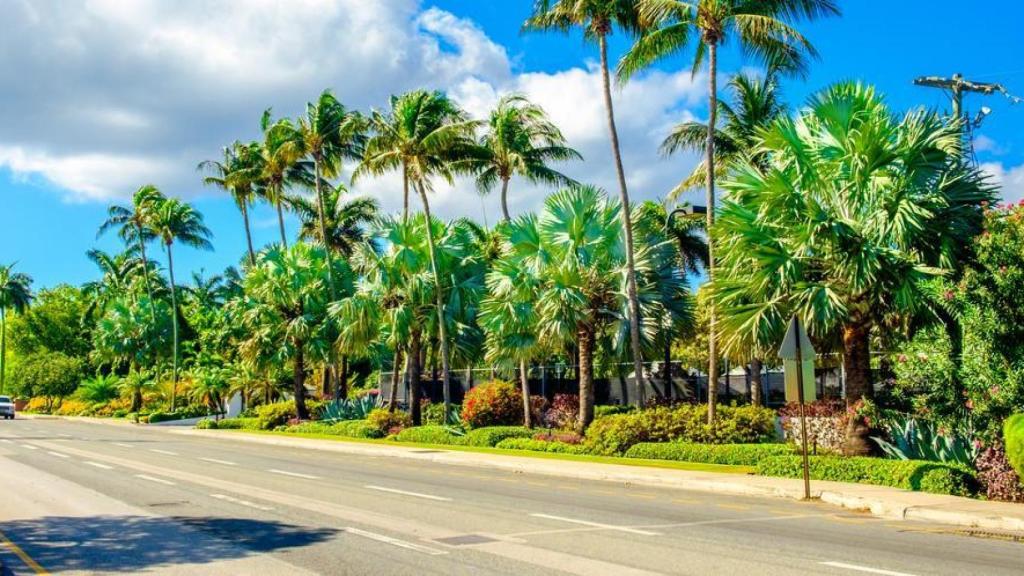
[392,425,464,445]
[495,437,587,454]
[625,442,792,466]
[462,426,533,447]
[756,455,976,496]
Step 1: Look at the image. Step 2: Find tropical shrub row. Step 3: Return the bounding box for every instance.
[625,442,792,466]
[756,455,977,496]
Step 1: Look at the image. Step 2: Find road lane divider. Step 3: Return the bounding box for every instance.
[84,461,114,470]
[21,444,38,450]
[46,451,70,459]
[820,561,917,576]
[199,457,237,466]
[343,527,447,555]
[135,474,176,486]
[530,513,662,536]
[268,469,320,480]
[210,493,274,511]
[149,449,179,456]
[364,485,453,502]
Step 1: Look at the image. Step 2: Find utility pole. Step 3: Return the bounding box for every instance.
[914,73,1006,125]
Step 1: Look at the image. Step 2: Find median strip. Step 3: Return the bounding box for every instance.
[529,513,661,536]
[267,469,320,480]
[135,474,176,486]
[365,485,453,502]
[820,561,917,576]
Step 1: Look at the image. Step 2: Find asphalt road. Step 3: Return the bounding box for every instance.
[1,418,1022,575]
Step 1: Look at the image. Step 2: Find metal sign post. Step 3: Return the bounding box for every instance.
[779,316,815,500]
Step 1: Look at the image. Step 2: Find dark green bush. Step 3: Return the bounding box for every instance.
[215,417,261,430]
[594,405,636,419]
[147,405,211,423]
[255,402,296,430]
[284,419,383,438]
[625,442,792,466]
[584,404,777,455]
[756,455,977,496]
[393,425,463,445]
[462,426,533,447]
[495,438,587,454]
[1004,414,1024,479]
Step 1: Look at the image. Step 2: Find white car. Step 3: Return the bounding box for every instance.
[0,396,15,419]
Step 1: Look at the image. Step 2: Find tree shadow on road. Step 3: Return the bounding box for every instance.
[0,515,337,573]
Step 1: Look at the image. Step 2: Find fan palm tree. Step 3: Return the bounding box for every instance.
[256,111,311,247]
[0,264,33,394]
[147,198,213,410]
[461,94,581,221]
[711,82,994,405]
[288,184,379,258]
[618,0,839,422]
[199,141,261,266]
[98,185,166,317]
[92,295,172,411]
[355,90,478,420]
[524,0,650,405]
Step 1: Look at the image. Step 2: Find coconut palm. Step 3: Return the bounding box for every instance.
[524,0,650,405]
[98,185,166,316]
[82,248,144,314]
[256,111,311,247]
[711,82,994,405]
[618,0,839,422]
[147,198,213,410]
[288,184,379,258]
[0,264,33,394]
[199,142,262,266]
[356,90,478,420]
[461,94,581,221]
[240,243,349,419]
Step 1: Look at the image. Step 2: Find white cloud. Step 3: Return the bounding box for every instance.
[981,161,1024,204]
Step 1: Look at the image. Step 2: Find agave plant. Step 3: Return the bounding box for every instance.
[318,395,379,423]
[872,416,979,467]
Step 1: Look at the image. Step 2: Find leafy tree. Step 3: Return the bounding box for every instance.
[9,285,92,361]
[10,350,84,410]
[619,0,839,422]
[92,295,172,410]
[525,0,650,405]
[711,83,994,404]
[0,263,32,395]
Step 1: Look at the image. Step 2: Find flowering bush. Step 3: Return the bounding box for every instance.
[974,443,1024,502]
[533,430,583,444]
[543,393,579,429]
[461,380,522,429]
[367,408,412,436]
[778,400,845,454]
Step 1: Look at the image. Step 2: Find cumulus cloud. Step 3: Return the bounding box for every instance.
[981,161,1024,204]
[0,0,704,219]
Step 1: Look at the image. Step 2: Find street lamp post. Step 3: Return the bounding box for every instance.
[664,205,707,401]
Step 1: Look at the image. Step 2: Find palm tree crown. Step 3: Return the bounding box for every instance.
[288,184,379,257]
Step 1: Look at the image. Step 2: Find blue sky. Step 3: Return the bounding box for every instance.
[2,0,1022,290]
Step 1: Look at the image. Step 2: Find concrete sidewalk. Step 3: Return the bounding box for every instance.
[169,427,1024,534]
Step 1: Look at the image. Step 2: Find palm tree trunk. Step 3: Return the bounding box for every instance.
[293,341,309,420]
[663,333,672,400]
[750,357,763,407]
[276,197,288,248]
[705,40,720,425]
[337,355,349,400]
[0,307,6,395]
[578,325,595,429]
[313,156,337,300]
[414,180,453,423]
[240,200,256,266]
[520,358,532,428]
[409,328,423,425]
[166,243,179,412]
[388,346,402,413]
[842,320,873,403]
[402,164,410,222]
[136,224,158,321]
[500,177,512,222]
[598,33,646,407]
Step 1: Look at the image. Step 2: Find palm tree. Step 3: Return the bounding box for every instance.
[0,264,33,394]
[356,90,479,420]
[92,295,172,411]
[82,248,144,313]
[288,184,379,258]
[461,94,581,221]
[711,82,994,406]
[524,0,650,406]
[618,0,839,422]
[199,142,261,266]
[147,198,213,410]
[256,111,310,247]
[98,185,166,317]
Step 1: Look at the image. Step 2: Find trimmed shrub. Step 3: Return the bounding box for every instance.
[367,408,412,436]
[423,402,462,426]
[533,430,583,444]
[1004,414,1024,479]
[625,442,792,466]
[461,380,522,428]
[195,419,218,430]
[495,438,588,454]
[594,404,636,419]
[462,426,533,447]
[282,419,383,438]
[393,425,463,445]
[255,402,296,430]
[215,417,261,430]
[543,394,579,429]
[756,455,977,496]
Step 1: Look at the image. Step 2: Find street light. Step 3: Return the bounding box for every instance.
[661,204,708,400]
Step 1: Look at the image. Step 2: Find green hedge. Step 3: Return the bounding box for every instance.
[283,419,383,439]
[495,438,587,454]
[1005,414,1024,479]
[625,442,792,466]
[393,425,464,445]
[214,417,261,430]
[462,426,533,447]
[756,455,977,496]
[148,406,213,423]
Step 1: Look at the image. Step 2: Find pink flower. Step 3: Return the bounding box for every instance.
[897,354,908,363]
[917,352,928,361]
[943,290,955,301]
[965,399,974,410]
[990,386,1001,396]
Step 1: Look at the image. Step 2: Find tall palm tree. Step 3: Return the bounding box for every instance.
[0,264,33,394]
[98,185,167,317]
[461,94,581,221]
[199,142,261,266]
[618,0,839,422]
[356,90,478,420]
[256,111,310,247]
[147,198,213,410]
[82,248,144,315]
[524,0,650,406]
[288,184,378,258]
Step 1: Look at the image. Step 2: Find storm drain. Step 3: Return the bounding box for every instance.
[434,534,498,546]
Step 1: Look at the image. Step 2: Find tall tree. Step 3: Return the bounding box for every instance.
[92,295,172,411]
[289,184,378,258]
[356,90,478,421]
[0,264,33,394]
[525,0,650,406]
[82,248,144,313]
[199,142,261,266]
[98,185,166,318]
[619,0,839,421]
[147,198,213,410]
[256,111,310,247]
[461,94,581,221]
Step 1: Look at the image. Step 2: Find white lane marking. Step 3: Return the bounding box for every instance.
[210,493,273,511]
[343,527,447,556]
[84,461,114,470]
[529,513,661,536]
[113,443,135,448]
[364,485,452,502]
[57,433,73,438]
[267,469,320,480]
[0,439,12,444]
[135,474,176,486]
[821,561,917,576]
[199,457,237,466]
[47,451,70,459]
[21,444,38,450]
[149,449,179,456]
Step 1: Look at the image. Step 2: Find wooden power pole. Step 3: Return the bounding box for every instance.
[914,73,1007,124]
